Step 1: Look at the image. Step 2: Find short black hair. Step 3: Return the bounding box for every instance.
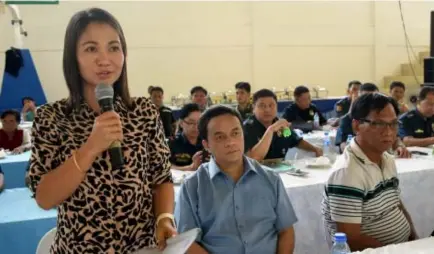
[293,85,310,98]
[190,86,208,96]
[150,86,164,94]
[252,89,277,104]
[389,81,406,91]
[360,83,379,92]
[235,82,251,93]
[147,86,154,95]
[1,109,21,122]
[350,93,399,121]
[179,103,201,120]
[348,80,362,89]
[198,105,243,141]
[419,86,434,101]
[22,96,34,106]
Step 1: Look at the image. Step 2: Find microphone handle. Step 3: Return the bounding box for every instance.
[98,98,124,169]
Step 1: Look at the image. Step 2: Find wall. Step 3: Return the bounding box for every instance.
[0,1,432,103]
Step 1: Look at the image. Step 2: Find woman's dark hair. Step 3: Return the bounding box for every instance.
[350,93,399,120]
[179,103,201,120]
[252,89,277,104]
[63,8,131,113]
[293,85,310,98]
[199,105,242,141]
[1,109,21,122]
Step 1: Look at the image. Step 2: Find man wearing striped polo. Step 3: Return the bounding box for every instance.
[321,93,417,251]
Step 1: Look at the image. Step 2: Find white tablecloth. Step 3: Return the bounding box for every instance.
[352,237,434,254]
[171,148,434,254]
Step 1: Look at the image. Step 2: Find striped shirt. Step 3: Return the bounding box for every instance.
[321,140,411,246]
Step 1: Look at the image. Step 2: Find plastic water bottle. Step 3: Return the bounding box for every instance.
[323,132,331,155]
[331,233,351,254]
[346,134,353,144]
[314,113,320,129]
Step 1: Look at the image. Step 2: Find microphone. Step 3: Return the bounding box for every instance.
[95,83,124,169]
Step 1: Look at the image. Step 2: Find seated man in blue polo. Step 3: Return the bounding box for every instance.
[244,89,322,160]
[169,103,206,171]
[175,105,298,254]
[336,83,379,152]
[282,86,327,132]
[399,86,434,147]
[335,83,410,158]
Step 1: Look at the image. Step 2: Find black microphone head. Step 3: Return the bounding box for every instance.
[95,83,114,101]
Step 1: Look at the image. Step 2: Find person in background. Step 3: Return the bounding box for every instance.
[28,8,175,253]
[336,83,379,152]
[390,81,409,114]
[322,93,417,251]
[235,81,253,121]
[330,80,362,127]
[0,166,4,193]
[244,89,322,161]
[169,103,206,171]
[335,83,410,158]
[150,86,176,138]
[0,110,31,153]
[21,96,37,122]
[176,105,297,254]
[399,86,434,147]
[190,86,208,111]
[147,85,154,96]
[282,85,327,132]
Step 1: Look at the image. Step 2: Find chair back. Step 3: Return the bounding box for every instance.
[36,227,56,254]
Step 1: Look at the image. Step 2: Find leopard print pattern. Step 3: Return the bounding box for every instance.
[28,96,172,254]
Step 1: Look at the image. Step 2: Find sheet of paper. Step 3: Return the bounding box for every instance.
[163,228,201,254]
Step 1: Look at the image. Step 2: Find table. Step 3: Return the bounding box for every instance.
[172,97,342,120]
[352,237,434,253]
[0,151,31,189]
[0,188,57,254]
[279,154,434,254]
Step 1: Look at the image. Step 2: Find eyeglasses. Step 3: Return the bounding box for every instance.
[359,119,399,130]
[183,120,199,126]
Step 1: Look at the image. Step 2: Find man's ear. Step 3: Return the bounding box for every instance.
[202,139,209,150]
[352,119,360,135]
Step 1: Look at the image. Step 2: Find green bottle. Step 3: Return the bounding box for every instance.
[282,127,291,138]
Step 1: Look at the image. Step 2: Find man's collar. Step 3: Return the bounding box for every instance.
[348,139,386,165]
[208,156,258,179]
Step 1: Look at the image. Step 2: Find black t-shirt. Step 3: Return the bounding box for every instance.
[282,103,327,132]
[159,106,175,138]
[243,116,302,159]
[168,134,203,166]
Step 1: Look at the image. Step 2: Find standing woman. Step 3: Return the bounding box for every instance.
[28,8,176,253]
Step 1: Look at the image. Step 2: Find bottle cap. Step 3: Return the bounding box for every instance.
[334,232,347,243]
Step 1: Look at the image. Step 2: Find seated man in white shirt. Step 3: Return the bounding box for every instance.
[175,105,298,254]
[321,93,417,251]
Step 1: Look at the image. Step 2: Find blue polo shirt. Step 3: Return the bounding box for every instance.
[175,156,298,254]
